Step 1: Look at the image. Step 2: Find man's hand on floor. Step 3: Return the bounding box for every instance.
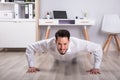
[86,68,101,74]
[27,67,40,73]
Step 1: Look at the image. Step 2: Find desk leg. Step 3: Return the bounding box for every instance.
[83,26,91,60]
[45,26,51,39]
[83,26,89,40]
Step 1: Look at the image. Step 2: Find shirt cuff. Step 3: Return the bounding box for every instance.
[28,61,34,67]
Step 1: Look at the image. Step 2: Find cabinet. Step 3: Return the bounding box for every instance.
[0,0,36,48]
[0,0,35,19]
[0,20,36,48]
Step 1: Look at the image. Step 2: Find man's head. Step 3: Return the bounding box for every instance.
[55,29,70,55]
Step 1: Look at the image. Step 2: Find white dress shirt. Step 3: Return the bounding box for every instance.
[26,37,103,69]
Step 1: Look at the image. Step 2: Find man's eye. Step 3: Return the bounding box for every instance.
[58,43,61,45]
[58,43,62,46]
[64,43,67,45]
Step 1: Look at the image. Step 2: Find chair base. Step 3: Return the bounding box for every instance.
[103,34,120,53]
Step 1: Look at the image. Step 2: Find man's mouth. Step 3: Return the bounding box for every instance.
[59,52,65,55]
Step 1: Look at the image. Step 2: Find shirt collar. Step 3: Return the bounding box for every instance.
[66,42,72,54]
[66,45,71,53]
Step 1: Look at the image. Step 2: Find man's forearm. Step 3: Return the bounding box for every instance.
[94,45,103,69]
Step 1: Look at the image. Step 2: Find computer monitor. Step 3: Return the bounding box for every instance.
[53,11,67,19]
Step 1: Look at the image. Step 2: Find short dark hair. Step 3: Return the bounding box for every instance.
[55,29,70,40]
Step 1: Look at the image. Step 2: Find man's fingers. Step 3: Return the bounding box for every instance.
[27,69,34,73]
[26,67,40,73]
[36,68,40,71]
[97,71,101,74]
[27,67,40,73]
[86,70,91,72]
[27,70,36,73]
[90,71,101,74]
[86,69,101,74]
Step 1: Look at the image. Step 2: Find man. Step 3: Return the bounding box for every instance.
[26,29,103,74]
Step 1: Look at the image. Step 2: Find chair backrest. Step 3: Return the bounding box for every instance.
[101,14,120,34]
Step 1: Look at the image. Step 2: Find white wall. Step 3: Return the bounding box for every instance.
[40,0,120,46]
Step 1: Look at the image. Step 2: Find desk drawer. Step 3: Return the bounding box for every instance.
[39,19,58,25]
[75,19,95,25]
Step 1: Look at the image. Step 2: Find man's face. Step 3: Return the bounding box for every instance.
[56,37,70,55]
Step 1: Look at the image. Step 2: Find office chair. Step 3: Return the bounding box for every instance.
[101,14,120,53]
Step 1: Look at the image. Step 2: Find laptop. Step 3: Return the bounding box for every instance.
[53,11,67,19]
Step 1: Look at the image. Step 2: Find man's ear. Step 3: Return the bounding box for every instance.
[68,39,70,44]
[55,39,57,43]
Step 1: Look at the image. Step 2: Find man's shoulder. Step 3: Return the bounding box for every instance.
[46,37,55,44]
[48,37,55,41]
[70,37,82,41]
[70,37,88,43]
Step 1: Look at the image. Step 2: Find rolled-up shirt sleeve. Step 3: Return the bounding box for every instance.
[25,40,48,67]
[86,41,103,69]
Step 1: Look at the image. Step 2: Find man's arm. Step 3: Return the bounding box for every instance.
[86,41,103,74]
[25,40,48,73]
[70,37,103,74]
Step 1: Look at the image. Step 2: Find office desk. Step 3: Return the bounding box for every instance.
[39,19,95,40]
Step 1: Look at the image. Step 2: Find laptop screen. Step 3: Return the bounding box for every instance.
[53,11,67,19]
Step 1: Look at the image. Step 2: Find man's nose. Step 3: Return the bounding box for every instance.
[61,45,65,49]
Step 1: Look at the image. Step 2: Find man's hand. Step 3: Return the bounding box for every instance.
[27,67,40,73]
[86,68,101,74]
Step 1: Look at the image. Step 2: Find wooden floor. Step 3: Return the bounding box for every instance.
[0,50,120,80]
